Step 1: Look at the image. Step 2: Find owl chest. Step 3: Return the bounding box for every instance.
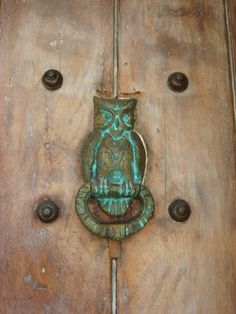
[100,140,131,165]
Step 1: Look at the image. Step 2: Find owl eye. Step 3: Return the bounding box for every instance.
[122,113,132,125]
[102,111,112,121]
[98,109,113,127]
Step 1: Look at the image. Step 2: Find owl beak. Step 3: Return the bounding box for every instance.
[114,116,121,130]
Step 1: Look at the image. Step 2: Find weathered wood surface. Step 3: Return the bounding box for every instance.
[0,1,113,313]
[1,1,236,314]
[228,0,236,103]
[118,0,236,313]
[229,0,236,69]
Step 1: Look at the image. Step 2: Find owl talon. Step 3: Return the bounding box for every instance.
[130,181,138,197]
[122,180,140,197]
[118,183,124,196]
[91,179,109,197]
[124,181,129,196]
[129,181,136,196]
[91,180,99,197]
[103,179,109,195]
[99,178,104,194]
[123,180,132,196]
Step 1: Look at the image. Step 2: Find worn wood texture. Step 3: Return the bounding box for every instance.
[228,0,236,116]
[1,1,236,314]
[229,0,236,73]
[0,1,113,313]
[118,0,236,313]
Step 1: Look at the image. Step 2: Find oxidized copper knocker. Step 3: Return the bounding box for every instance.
[75,96,154,240]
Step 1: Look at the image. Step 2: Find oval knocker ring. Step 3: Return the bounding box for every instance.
[76,183,154,241]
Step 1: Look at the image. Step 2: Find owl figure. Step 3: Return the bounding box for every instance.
[82,96,146,217]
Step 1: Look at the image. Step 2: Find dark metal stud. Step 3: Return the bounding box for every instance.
[42,69,63,90]
[168,72,188,93]
[168,199,191,222]
[36,200,60,223]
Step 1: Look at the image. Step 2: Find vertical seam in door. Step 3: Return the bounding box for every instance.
[224,0,236,116]
[113,0,119,98]
[164,115,167,211]
[111,258,118,314]
[111,2,120,313]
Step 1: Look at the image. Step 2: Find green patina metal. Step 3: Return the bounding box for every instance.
[75,96,154,240]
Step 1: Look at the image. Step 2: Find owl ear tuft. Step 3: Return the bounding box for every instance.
[93,96,100,105]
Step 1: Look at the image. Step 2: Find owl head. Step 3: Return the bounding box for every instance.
[93,97,137,140]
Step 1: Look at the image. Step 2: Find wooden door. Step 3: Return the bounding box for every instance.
[1,1,236,313]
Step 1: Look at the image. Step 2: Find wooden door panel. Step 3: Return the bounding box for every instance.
[228,0,236,105]
[1,1,236,314]
[118,0,236,313]
[0,1,112,313]
[228,0,236,70]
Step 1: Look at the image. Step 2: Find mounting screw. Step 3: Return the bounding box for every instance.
[168,199,191,222]
[42,69,63,90]
[36,200,60,223]
[168,72,188,93]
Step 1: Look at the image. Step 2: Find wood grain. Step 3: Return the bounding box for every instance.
[118,0,236,313]
[0,1,113,313]
[1,1,236,314]
[225,0,236,114]
[229,0,236,74]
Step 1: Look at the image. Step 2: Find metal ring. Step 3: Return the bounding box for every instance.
[75,183,155,241]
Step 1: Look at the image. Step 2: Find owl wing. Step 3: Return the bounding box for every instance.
[131,131,147,182]
[82,132,102,182]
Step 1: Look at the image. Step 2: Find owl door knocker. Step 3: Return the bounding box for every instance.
[75,96,154,240]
